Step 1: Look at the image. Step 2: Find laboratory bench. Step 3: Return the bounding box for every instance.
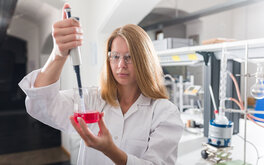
[177,118,264,165]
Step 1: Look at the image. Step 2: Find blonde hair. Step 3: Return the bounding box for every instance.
[100,24,168,106]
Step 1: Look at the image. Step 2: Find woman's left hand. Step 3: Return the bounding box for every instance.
[70,113,114,154]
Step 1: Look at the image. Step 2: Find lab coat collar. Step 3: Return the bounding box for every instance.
[123,93,151,120]
[112,93,151,119]
[115,93,151,106]
[137,93,151,106]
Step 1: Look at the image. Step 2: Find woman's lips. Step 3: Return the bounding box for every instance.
[117,73,129,78]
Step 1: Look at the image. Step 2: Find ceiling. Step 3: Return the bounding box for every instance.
[0,0,65,43]
[0,0,65,46]
[13,0,65,23]
[139,8,188,28]
[140,0,264,31]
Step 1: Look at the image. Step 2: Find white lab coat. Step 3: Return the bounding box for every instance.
[19,69,184,165]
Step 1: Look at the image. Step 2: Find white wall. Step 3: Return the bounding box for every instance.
[39,4,60,51]
[184,3,233,42]
[233,1,264,39]
[156,0,228,12]
[178,0,229,13]
[8,17,39,73]
[232,2,264,99]
[185,1,264,41]
[182,1,264,100]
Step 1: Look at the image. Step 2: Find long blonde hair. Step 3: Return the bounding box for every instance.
[100,24,168,106]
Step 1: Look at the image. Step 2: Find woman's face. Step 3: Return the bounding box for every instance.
[109,36,137,88]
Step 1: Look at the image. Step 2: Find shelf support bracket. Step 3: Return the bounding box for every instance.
[196,51,214,66]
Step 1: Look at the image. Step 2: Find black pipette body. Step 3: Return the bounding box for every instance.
[65,8,83,98]
[74,65,83,97]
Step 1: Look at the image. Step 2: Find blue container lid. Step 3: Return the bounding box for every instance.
[254,98,264,123]
[210,119,233,128]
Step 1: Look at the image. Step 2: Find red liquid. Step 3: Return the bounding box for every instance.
[74,111,100,124]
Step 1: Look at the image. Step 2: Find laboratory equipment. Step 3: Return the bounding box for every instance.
[250,63,264,99]
[208,120,233,147]
[209,85,217,115]
[64,8,84,98]
[184,85,201,96]
[64,8,89,118]
[195,52,241,137]
[64,8,100,125]
[164,74,177,104]
[164,74,197,112]
[157,38,264,164]
[208,48,233,147]
[254,98,264,122]
[73,87,100,124]
[201,143,233,164]
[152,37,193,51]
[165,73,204,135]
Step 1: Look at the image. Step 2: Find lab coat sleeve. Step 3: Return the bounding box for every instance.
[126,100,184,165]
[18,69,75,133]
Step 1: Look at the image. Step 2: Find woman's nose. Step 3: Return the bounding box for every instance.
[117,57,127,68]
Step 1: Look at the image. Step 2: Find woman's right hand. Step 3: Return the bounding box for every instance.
[34,3,83,87]
[52,3,83,58]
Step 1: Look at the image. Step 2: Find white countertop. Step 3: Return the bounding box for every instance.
[177,117,264,165]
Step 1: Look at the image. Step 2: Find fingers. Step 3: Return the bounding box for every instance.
[56,33,83,44]
[53,26,82,38]
[52,18,83,56]
[98,113,108,133]
[78,118,97,142]
[53,3,83,57]
[53,18,80,29]
[99,112,104,119]
[70,116,97,146]
[70,115,113,153]
[62,3,70,20]
[70,116,92,145]
[56,41,82,53]
[52,23,83,48]
[70,116,82,134]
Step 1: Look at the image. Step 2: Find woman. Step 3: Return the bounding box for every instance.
[19,3,183,165]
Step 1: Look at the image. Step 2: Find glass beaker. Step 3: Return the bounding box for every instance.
[73,87,100,124]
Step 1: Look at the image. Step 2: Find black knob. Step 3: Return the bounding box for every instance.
[201,150,208,159]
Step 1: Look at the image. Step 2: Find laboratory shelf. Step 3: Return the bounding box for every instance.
[157,38,264,66]
[158,37,264,164]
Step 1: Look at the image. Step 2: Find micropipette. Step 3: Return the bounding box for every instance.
[64,7,85,111]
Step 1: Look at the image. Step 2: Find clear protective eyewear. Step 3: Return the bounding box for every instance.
[108,51,132,64]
